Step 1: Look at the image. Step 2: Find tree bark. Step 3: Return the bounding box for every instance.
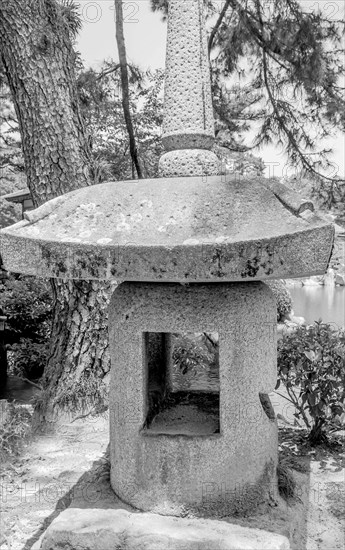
[42,279,113,414]
[0,0,91,204]
[0,0,111,419]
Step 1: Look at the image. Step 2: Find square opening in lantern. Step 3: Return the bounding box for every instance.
[143,331,220,436]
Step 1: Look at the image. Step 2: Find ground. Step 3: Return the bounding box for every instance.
[0,402,344,550]
[277,427,345,549]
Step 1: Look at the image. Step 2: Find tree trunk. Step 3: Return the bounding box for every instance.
[41,280,114,415]
[114,0,143,179]
[0,0,91,204]
[308,418,327,446]
[0,0,111,420]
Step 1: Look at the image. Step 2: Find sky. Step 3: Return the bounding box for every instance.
[76,0,345,179]
[76,1,167,70]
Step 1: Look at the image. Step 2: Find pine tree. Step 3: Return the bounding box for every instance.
[0,0,110,418]
[151,0,345,205]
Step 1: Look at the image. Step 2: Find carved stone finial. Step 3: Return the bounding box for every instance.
[158,0,219,177]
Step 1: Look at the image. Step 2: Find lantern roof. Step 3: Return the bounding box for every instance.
[0,175,333,282]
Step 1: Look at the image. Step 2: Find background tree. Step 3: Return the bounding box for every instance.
[152,0,345,207]
[114,0,143,179]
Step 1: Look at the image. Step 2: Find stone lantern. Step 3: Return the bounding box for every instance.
[0,0,333,521]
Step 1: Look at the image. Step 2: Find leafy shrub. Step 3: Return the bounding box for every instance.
[7,338,49,379]
[0,274,52,380]
[266,280,293,322]
[0,274,52,343]
[277,321,345,444]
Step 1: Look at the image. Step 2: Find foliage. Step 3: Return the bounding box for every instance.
[277,321,345,445]
[1,51,162,186]
[59,0,83,38]
[0,134,51,379]
[76,64,164,181]
[0,275,52,379]
[0,72,24,176]
[0,276,52,344]
[215,146,265,176]
[283,172,345,212]
[151,0,345,206]
[7,339,50,380]
[0,402,32,460]
[0,72,27,227]
[266,280,293,321]
[277,458,296,501]
[172,332,218,376]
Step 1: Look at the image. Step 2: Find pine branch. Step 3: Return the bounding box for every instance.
[208,0,232,54]
[97,63,121,80]
[252,0,343,188]
[227,0,290,71]
[262,50,343,186]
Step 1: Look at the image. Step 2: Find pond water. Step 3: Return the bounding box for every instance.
[289,284,345,328]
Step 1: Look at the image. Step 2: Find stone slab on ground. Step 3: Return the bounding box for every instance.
[39,508,290,550]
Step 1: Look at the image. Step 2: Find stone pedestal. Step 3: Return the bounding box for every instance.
[109,281,278,516]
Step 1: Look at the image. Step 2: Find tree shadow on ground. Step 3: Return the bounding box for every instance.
[24,444,134,550]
